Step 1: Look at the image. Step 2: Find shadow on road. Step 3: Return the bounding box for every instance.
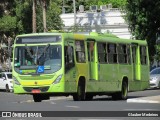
[92,96,113,101]
[0,89,6,92]
[146,87,160,90]
[127,96,145,99]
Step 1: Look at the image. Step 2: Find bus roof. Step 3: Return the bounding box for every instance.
[15,32,147,46]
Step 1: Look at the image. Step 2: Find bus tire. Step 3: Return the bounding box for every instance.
[112,81,128,100]
[73,81,85,101]
[33,94,42,102]
[118,81,128,100]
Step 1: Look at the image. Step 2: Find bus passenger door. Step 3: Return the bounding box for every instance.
[132,44,141,81]
[87,41,98,80]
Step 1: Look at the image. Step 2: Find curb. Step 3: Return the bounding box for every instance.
[127,96,160,104]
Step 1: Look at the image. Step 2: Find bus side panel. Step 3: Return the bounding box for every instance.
[99,64,119,92]
[141,65,149,90]
[64,67,77,93]
[76,63,89,85]
[119,65,132,90]
[140,46,150,90]
[86,64,119,92]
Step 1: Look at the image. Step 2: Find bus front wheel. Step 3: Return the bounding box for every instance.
[73,82,85,101]
[33,94,42,102]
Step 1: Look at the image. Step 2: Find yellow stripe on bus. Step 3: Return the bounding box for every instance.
[20,80,53,86]
[74,34,85,40]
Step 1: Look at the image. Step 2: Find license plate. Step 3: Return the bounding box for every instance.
[32,89,41,93]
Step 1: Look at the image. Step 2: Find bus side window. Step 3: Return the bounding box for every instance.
[118,44,128,64]
[65,46,75,72]
[75,41,86,63]
[140,46,147,65]
[132,47,136,64]
[108,43,117,63]
[97,43,107,63]
[127,45,131,64]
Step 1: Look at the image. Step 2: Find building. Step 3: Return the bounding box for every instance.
[60,5,132,39]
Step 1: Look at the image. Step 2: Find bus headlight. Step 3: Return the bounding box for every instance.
[13,77,21,85]
[53,74,63,84]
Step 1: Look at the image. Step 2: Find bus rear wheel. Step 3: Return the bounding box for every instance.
[73,82,85,101]
[112,81,128,100]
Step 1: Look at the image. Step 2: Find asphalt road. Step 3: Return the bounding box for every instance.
[0,89,159,120]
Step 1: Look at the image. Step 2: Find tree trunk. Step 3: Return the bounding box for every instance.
[42,0,47,32]
[32,0,37,33]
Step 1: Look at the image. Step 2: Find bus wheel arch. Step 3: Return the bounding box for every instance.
[112,77,128,100]
[73,76,86,101]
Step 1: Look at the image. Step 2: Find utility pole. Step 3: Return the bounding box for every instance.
[62,0,65,14]
[8,37,11,72]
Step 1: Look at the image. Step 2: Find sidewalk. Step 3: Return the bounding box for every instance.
[127,95,160,103]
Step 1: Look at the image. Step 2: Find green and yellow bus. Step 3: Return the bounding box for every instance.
[12,32,150,102]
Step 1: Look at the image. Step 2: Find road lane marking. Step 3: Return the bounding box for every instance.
[65,105,80,108]
[124,109,159,111]
[127,99,160,103]
[49,96,72,101]
[78,118,124,120]
[50,102,56,104]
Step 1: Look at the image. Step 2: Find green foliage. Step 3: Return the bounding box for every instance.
[15,0,32,34]
[36,0,63,32]
[64,0,126,13]
[0,16,16,34]
[0,0,16,37]
[125,0,160,59]
[0,0,63,34]
[86,0,126,8]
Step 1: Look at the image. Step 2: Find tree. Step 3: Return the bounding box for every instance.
[32,0,37,33]
[0,0,63,68]
[15,0,33,34]
[125,0,160,59]
[15,0,63,33]
[0,0,16,70]
[36,0,63,32]
[64,0,126,13]
[42,0,47,32]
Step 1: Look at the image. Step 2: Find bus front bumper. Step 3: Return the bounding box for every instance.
[14,84,64,94]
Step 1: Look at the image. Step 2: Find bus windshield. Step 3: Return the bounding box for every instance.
[14,45,62,74]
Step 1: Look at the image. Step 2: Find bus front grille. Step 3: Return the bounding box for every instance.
[23,86,49,92]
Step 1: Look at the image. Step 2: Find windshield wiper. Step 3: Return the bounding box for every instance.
[38,44,50,60]
[25,44,50,65]
[25,44,34,59]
